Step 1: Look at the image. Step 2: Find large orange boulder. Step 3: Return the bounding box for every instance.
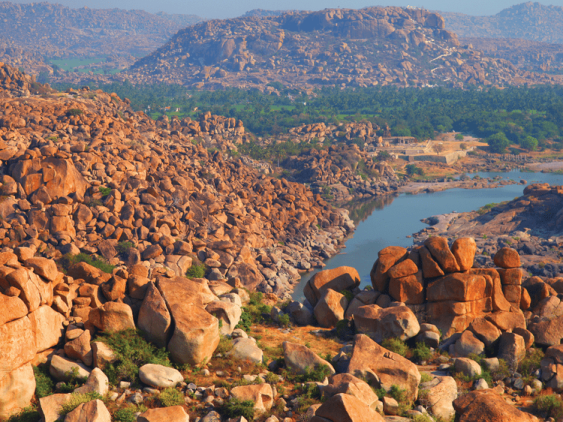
[469,268,511,312]
[353,304,420,342]
[88,302,135,332]
[0,293,28,326]
[0,316,36,376]
[25,257,59,282]
[305,266,360,307]
[493,247,521,269]
[167,303,219,366]
[419,246,445,278]
[283,341,335,376]
[529,314,563,347]
[370,246,407,291]
[387,259,418,279]
[427,273,490,302]
[313,289,348,328]
[388,271,424,304]
[138,282,172,348]
[138,406,189,422]
[486,311,526,332]
[11,157,88,202]
[311,393,385,422]
[0,363,36,420]
[230,384,274,414]
[157,275,220,365]
[498,268,523,285]
[29,305,65,352]
[320,374,380,409]
[453,390,539,422]
[424,236,460,273]
[451,237,476,271]
[348,334,420,403]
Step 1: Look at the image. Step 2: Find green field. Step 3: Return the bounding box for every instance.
[48,57,121,75]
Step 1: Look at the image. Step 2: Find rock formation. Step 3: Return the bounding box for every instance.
[127,6,560,90]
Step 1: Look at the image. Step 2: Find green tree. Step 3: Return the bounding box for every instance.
[521,136,538,151]
[486,132,510,153]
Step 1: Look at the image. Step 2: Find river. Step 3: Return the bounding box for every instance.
[292,170,563,301]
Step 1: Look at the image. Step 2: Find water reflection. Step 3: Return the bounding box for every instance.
[338,194,399,225]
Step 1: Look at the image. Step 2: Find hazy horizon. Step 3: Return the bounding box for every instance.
[5,0,563,19]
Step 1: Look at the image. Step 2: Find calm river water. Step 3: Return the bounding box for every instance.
[292,170,563,301]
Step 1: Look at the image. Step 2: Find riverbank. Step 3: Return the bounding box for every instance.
[293,170,563,301]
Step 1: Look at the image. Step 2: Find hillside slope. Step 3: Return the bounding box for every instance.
[0,1,204,59]
[127,6,560,90]
[0,61,352,300]
[442,2,563,44]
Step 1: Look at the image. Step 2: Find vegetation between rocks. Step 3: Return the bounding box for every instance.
[95,329,172,385]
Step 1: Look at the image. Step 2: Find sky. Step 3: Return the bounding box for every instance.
[8,0,563,19]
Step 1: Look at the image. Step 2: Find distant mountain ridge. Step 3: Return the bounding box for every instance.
[125,6,561,90]
[442,2,563,44]
[0,1,204,59]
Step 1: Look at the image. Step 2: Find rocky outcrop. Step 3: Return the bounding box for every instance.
[453,390,540,422]
[347,334,421,403]
[126,6,558,90]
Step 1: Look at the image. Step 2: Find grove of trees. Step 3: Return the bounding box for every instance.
[53,81,563,152]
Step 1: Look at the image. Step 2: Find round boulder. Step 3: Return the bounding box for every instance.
[139,364,183,388]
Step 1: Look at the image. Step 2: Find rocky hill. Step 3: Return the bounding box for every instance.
[0,60,355,301]
[0,1,204,60]
[461,37,563,74]
[442,2,563,44]
[127,6,561,90]
[0,41,51,77]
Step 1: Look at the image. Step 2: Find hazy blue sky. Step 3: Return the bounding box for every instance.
[9,0,563,19]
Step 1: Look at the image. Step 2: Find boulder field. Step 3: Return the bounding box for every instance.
[0,228,557,421]
[0,62,557,422]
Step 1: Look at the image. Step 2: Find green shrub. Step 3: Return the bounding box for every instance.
[98,186,112,197]
[278,314,290,328]
[420,373,433,384]
[389,384,407,404]
[60,253,115,274]
[33,364,55,398]
[381,338,409,357]
[265,372,280,384]
[235,292,271,332]
[186,263,207,279]
[60,393,102,417]
[534,394,563,419]
[222,398,255,421]
[216,336,234,355]
[116,241,135,256]
[413,342,433,362]
[57,366,88,393]
[95,329,171,384]
[7,406,41,422]
[296,384,322,413]
[113,407,137,422]
[159,388,184,407]
[375,388,386,400]
[285,364,332,383]
[340,289,354,302]
[520,348,544,377]
[67,108,83,116]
